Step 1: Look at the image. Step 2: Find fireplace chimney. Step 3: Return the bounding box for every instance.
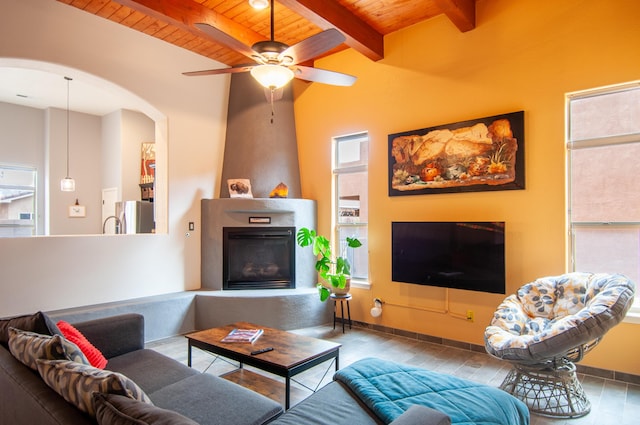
[219,72,302,198]
[203,74,316,291]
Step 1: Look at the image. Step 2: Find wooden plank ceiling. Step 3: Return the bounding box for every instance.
[57,0,476,68]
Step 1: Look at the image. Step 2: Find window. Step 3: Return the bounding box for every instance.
[334,133,369,285]
[567,81,640,322]
[0,165,37,237]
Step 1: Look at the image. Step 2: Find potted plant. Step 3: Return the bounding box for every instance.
[296,227,362,301]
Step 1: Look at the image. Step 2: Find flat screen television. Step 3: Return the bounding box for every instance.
[392,221,506,294]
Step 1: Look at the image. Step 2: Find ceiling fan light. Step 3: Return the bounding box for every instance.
[248,0,269,10]
[60,177,76,192]
[250,65,294,89]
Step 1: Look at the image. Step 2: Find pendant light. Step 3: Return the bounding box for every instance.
[60,76,75,192]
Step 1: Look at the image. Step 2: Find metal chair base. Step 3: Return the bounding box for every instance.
[500,361,590,418]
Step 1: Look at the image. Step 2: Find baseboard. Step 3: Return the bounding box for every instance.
[349,320,640,386]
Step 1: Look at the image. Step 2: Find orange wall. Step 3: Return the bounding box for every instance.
[293,0,640,375]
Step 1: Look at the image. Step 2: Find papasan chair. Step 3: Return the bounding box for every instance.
[484,272,635,418]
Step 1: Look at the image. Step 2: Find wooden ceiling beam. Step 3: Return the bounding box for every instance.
[114,0,265,59]
[434,0,476,32]
[278,0,384,62]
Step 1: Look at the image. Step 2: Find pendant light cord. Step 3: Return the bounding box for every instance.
[65,76,72,178]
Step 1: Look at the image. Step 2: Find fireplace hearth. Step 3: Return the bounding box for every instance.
[223,227,295,290]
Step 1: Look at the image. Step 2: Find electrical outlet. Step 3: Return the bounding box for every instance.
[466,310,474,322]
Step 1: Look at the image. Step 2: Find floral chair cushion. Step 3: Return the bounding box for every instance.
[484,272,635,364]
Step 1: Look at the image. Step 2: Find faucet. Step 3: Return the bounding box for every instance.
[103,215,122,234]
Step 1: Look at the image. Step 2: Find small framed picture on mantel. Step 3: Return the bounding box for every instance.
[228,178,253,198]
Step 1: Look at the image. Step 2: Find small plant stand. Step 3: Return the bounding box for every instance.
[331,293,352,333]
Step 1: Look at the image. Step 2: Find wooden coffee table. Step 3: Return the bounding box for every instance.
[185,322,341,409]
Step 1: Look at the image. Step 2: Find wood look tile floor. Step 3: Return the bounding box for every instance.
[146,324,640,425]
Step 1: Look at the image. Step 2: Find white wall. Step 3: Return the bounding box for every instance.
[47,107,103,235]
[0,102,45,231]
[0,0,229,316]
[101,111,123,198]
[0,102,44,166]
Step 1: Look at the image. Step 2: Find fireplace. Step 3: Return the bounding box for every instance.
[201,198,316,290]
[223,226,296,290]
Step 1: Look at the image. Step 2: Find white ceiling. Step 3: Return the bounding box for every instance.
[0,66,147,117]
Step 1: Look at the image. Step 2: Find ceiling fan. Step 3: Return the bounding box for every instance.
[183,0,357,90]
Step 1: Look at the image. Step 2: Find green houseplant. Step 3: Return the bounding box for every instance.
[296,227,362,301]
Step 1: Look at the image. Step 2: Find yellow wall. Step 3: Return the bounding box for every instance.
[293,0,640,375]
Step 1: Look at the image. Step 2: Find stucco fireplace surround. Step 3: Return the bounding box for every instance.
[201,198,317,291]
[193,73,330,329]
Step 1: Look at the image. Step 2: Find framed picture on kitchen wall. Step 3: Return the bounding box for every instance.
[388,111,525,196]
[141,142,155,184]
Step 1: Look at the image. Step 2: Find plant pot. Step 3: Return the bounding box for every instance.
[332,277,351,295]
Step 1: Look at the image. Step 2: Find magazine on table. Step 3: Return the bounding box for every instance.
[221,328,264,343]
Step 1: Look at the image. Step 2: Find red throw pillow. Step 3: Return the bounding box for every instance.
[56,321,108,369]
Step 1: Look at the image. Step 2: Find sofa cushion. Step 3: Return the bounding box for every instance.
[7,327,89,370]
[73,314,145,359]
[105,349,199,394]
[0,345,95,425]
[0,311,59,346]
[269,380,380,425]
[149,373,284,425]
[57,320,108,369]
[389,405,451,425]
[93,393,198,425]
[36,359,152,417]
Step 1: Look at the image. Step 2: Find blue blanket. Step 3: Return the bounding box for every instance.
[334,358,529,425]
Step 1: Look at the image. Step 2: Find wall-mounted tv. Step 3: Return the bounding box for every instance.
[392,222,506,294]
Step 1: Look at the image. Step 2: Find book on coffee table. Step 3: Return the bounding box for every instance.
[221,328,264,343]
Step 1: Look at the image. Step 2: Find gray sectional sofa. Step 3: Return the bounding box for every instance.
[0,313,283,425]
[0,312,451,425]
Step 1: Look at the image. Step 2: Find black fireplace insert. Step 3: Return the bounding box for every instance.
[223,226,296,290]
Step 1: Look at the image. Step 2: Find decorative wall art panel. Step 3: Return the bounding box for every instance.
[388,111,525,196]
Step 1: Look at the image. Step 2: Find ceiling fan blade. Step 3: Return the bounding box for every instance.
[183,65,255,77]
[280,29,346,65]
[293,65,356,87]
[195,23,258,60]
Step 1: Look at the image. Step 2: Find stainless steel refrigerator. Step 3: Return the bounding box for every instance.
[116,201,154,234]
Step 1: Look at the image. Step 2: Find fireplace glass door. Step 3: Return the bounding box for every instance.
[223,227,296,290]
